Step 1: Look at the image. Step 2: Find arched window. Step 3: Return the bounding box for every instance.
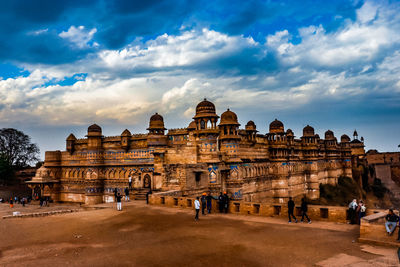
[200,120,205,129]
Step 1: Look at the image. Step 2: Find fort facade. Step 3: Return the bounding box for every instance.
[29,99,365,204]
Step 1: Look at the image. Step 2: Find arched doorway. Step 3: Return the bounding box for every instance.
[143,174,151,188]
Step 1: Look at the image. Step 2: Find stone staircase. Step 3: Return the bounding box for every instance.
[131,188,150,200]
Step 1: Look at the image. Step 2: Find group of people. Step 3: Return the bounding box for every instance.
[287,197,312,224]
[348,199,367,224]
[194,192,230,221]
[1,196,32,208]
[113,186,153,211]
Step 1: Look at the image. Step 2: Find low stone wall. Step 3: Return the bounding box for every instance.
[149,195,364,223]
[359,211,400,247]
[2,209,80,219]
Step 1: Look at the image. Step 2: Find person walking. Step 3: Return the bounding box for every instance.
[194,197,200,221]
[146,190,152,204]
[114,188,118,200]
[385,209,398,235]
[300,198,311,223]
[223,192,229,213]
[124,187,130,202]
[116,193,122,211]
[9,198,13,208]
[201,193,207,215]
[348,199,358,224]
[128,176,132,189]
[288,197,297,223]
[218,192,224,213]
[206,192,213,214]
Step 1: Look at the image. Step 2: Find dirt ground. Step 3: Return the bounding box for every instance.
[0,201,399,267]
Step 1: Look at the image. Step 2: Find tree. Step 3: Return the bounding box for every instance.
[0,128,40,169]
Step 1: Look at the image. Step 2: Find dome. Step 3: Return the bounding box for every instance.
[66,133,77,141]
[148,113,166,130]
[219,109,240,126]
[121,129,131,136]
[269,119,284,133]
[340,134,350,143]
[88,124,102,133]
[303,125,315,136]
[245,120,256,131]
[193,98,219,119]
[286,129,294,136]
[187,121,196,130]
[324,130,334,140]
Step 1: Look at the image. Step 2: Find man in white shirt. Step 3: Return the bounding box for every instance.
[194,197,200,221]
[128,176,132,189]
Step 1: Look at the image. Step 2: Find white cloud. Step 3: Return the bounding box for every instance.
[59,26,98,48]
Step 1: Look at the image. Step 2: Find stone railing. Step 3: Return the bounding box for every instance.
[359,211,400,247]
[149,195,381,223]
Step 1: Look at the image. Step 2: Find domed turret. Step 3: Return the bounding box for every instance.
[324,130,334,140]
[87,124,102,137]
[286,129,294,136]
[245,120,256,131]
[194,98,217,118]
[269,119,284,133]
[303,125,315,136]
[66,133,77,153]
[340,134,350,143]
[219,109,240,126]
[187,120,196,130]
[192,99,219,132]
[147,113,166,135]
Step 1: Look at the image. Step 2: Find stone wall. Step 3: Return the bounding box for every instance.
[148,194,373,223]
[359,211,400,247]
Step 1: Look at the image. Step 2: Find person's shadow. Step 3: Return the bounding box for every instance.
[397,247,400,263]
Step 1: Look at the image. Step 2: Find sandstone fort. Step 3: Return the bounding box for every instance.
[29,99,366,204]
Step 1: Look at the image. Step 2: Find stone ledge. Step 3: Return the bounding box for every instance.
[358,237,400,248]
[2,209,80,219]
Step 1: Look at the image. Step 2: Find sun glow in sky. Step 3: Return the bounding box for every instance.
[0,0,399,159]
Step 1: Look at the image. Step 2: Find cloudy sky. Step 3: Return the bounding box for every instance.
[0,0,399,160]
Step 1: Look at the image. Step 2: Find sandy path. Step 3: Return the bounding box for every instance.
[0,201,397,266]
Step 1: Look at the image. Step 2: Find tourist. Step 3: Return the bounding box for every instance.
[21,197,26,207]
[385,209,398,235]
[358,201,366,223]
[223,192,229,213]
[128,176,132,189]
[348,199,358,224]
[114,188,118,199]
[116,193,122,211]
[194,196,200,221]
[146,190,152,204]
[300,198,311,223]
[288,197,297,223]
[124,187,130,202]
[206,192,213,214]
[201,193,207,215]
[9,198,13,208]
[218,192,224,213]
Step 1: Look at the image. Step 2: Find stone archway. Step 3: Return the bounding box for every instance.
[143,174,151,188]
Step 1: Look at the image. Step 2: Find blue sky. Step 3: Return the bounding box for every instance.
[0,0,399,160]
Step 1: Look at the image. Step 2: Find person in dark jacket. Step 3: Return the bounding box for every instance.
[116,193,122,211]
[223,192,229,213]
[218,192,224,213]
[385,209,399,235]
[288,197,297,223]
[114,188,118,200]
[206,192,213,214]
[124,187,130,202]
[146,190,152,204]
[201,193,207,215]
[300,198,311,223]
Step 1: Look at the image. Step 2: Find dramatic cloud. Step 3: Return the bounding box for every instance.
[0,0,399,158]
